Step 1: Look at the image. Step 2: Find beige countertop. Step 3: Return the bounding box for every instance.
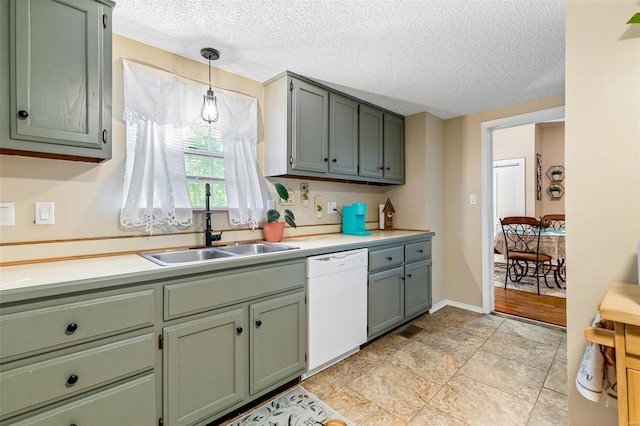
[0,230,432,299]
[599,282,640,326]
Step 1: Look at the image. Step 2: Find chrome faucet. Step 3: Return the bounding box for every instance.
[204,183,222,247]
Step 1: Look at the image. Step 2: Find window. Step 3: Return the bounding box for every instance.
[183,126,228,209]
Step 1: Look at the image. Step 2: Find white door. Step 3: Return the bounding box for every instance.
[493,158,525,233]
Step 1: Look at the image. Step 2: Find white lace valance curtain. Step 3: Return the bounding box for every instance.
[120,59,263,232]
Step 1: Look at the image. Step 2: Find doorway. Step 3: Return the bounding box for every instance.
[480,107,565,322]
[493,158,525,233]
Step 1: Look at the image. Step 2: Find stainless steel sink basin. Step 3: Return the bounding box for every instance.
[140,247,237,266]
[139,243,299,266]
[216,242,300,255]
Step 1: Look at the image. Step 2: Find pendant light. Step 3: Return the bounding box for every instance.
[200,47,220,123]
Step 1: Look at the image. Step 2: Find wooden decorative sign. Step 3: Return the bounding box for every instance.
[382,198,395,230]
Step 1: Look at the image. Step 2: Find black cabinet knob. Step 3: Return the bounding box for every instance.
[255,320,262,328]
[378,166,384,170]
[400,276,405,281]
[17,110,29,119]
[407,274,413,278]
[66,374,79,385]
[385,167,390,170]
[332,158,337,162]
[66,323,78,333]
[418,249,424,253]
[70,424,78,426]
[386,256,393,261]
[236,327,243,334]
[323,157,328,162]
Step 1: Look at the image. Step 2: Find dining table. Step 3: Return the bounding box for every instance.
[494,228,566,260]
[494,228,566,285]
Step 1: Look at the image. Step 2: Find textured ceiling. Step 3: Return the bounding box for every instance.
[112,0,566,119]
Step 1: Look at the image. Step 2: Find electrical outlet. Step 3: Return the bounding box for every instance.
[327,202,337,214]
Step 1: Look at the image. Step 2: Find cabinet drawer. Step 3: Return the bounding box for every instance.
[0,290,155,361]
[7,374,156,426]
[627,325,640,357]
[369,246,404,271]
[405,240,431,262]
[165,261,304,319]
[0,333,155,419]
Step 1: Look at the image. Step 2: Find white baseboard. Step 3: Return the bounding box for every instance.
[430,299,483,314]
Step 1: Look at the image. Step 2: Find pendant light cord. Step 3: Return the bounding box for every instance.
[208,57,212,90]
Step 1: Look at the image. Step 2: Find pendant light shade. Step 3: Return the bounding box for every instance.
[200,48,220,123]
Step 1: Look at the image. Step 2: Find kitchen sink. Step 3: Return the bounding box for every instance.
[216,242,299,255]
[140,247,237,266]
[139,243,299,266]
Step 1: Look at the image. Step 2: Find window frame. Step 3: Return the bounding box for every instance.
[182,126,228,210]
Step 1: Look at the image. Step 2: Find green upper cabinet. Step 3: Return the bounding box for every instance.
[329,93,358,176]
[264,71,405,185]
[291,78,329,173]
[1,0,113,162]
[383,113,405,183]
[358,104,384,179]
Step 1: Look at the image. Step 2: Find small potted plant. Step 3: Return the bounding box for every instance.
[551,169,563,181]
[263,183,297,242]
[549,185,562,198]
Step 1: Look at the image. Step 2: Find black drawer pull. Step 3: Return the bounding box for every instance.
[407,274,413,278]
[236,327,243,335]
[255,320,262,328]
[66,323,78,333]
[17,110,29,119]
[386,256,393,261]
[378,166,384,170]
[400,276,405,281]
[385,167,390,170]
[418,249,424,253]
[66,374,79,385]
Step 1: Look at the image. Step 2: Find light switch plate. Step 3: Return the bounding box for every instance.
[469,194,477,205]
[0,203,15,226]
[327,202,337,214]
[35,202,55,225]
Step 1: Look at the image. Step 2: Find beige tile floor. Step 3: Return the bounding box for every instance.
[301,306,568,426]
[225,306,567,426]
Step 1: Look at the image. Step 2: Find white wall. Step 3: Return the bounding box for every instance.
[566,1,640,425]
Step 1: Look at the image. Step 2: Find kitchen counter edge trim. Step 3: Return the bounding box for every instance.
[0,231,434,304]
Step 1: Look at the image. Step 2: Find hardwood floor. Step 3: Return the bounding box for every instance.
[494,286,566,327]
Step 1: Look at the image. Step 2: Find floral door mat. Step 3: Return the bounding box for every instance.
[227,386,354,426]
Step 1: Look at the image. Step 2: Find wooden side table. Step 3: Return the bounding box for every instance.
[585,283,640,426]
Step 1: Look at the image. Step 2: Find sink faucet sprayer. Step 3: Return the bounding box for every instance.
[204,183,222,247]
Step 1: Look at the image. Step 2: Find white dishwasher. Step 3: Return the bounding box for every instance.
[303,248,368,379]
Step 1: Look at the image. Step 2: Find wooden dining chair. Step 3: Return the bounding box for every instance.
[541,214,565,230]
[542,213,566,284]
[500,216,554,295]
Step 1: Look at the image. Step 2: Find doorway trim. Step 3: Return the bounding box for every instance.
[481,106,565,314]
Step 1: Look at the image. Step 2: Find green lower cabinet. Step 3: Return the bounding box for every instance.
[7,374,156,426]
[163,308,245,426]
[368,267,404,339]
[250,291,306,395]
[404,260,432,319]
